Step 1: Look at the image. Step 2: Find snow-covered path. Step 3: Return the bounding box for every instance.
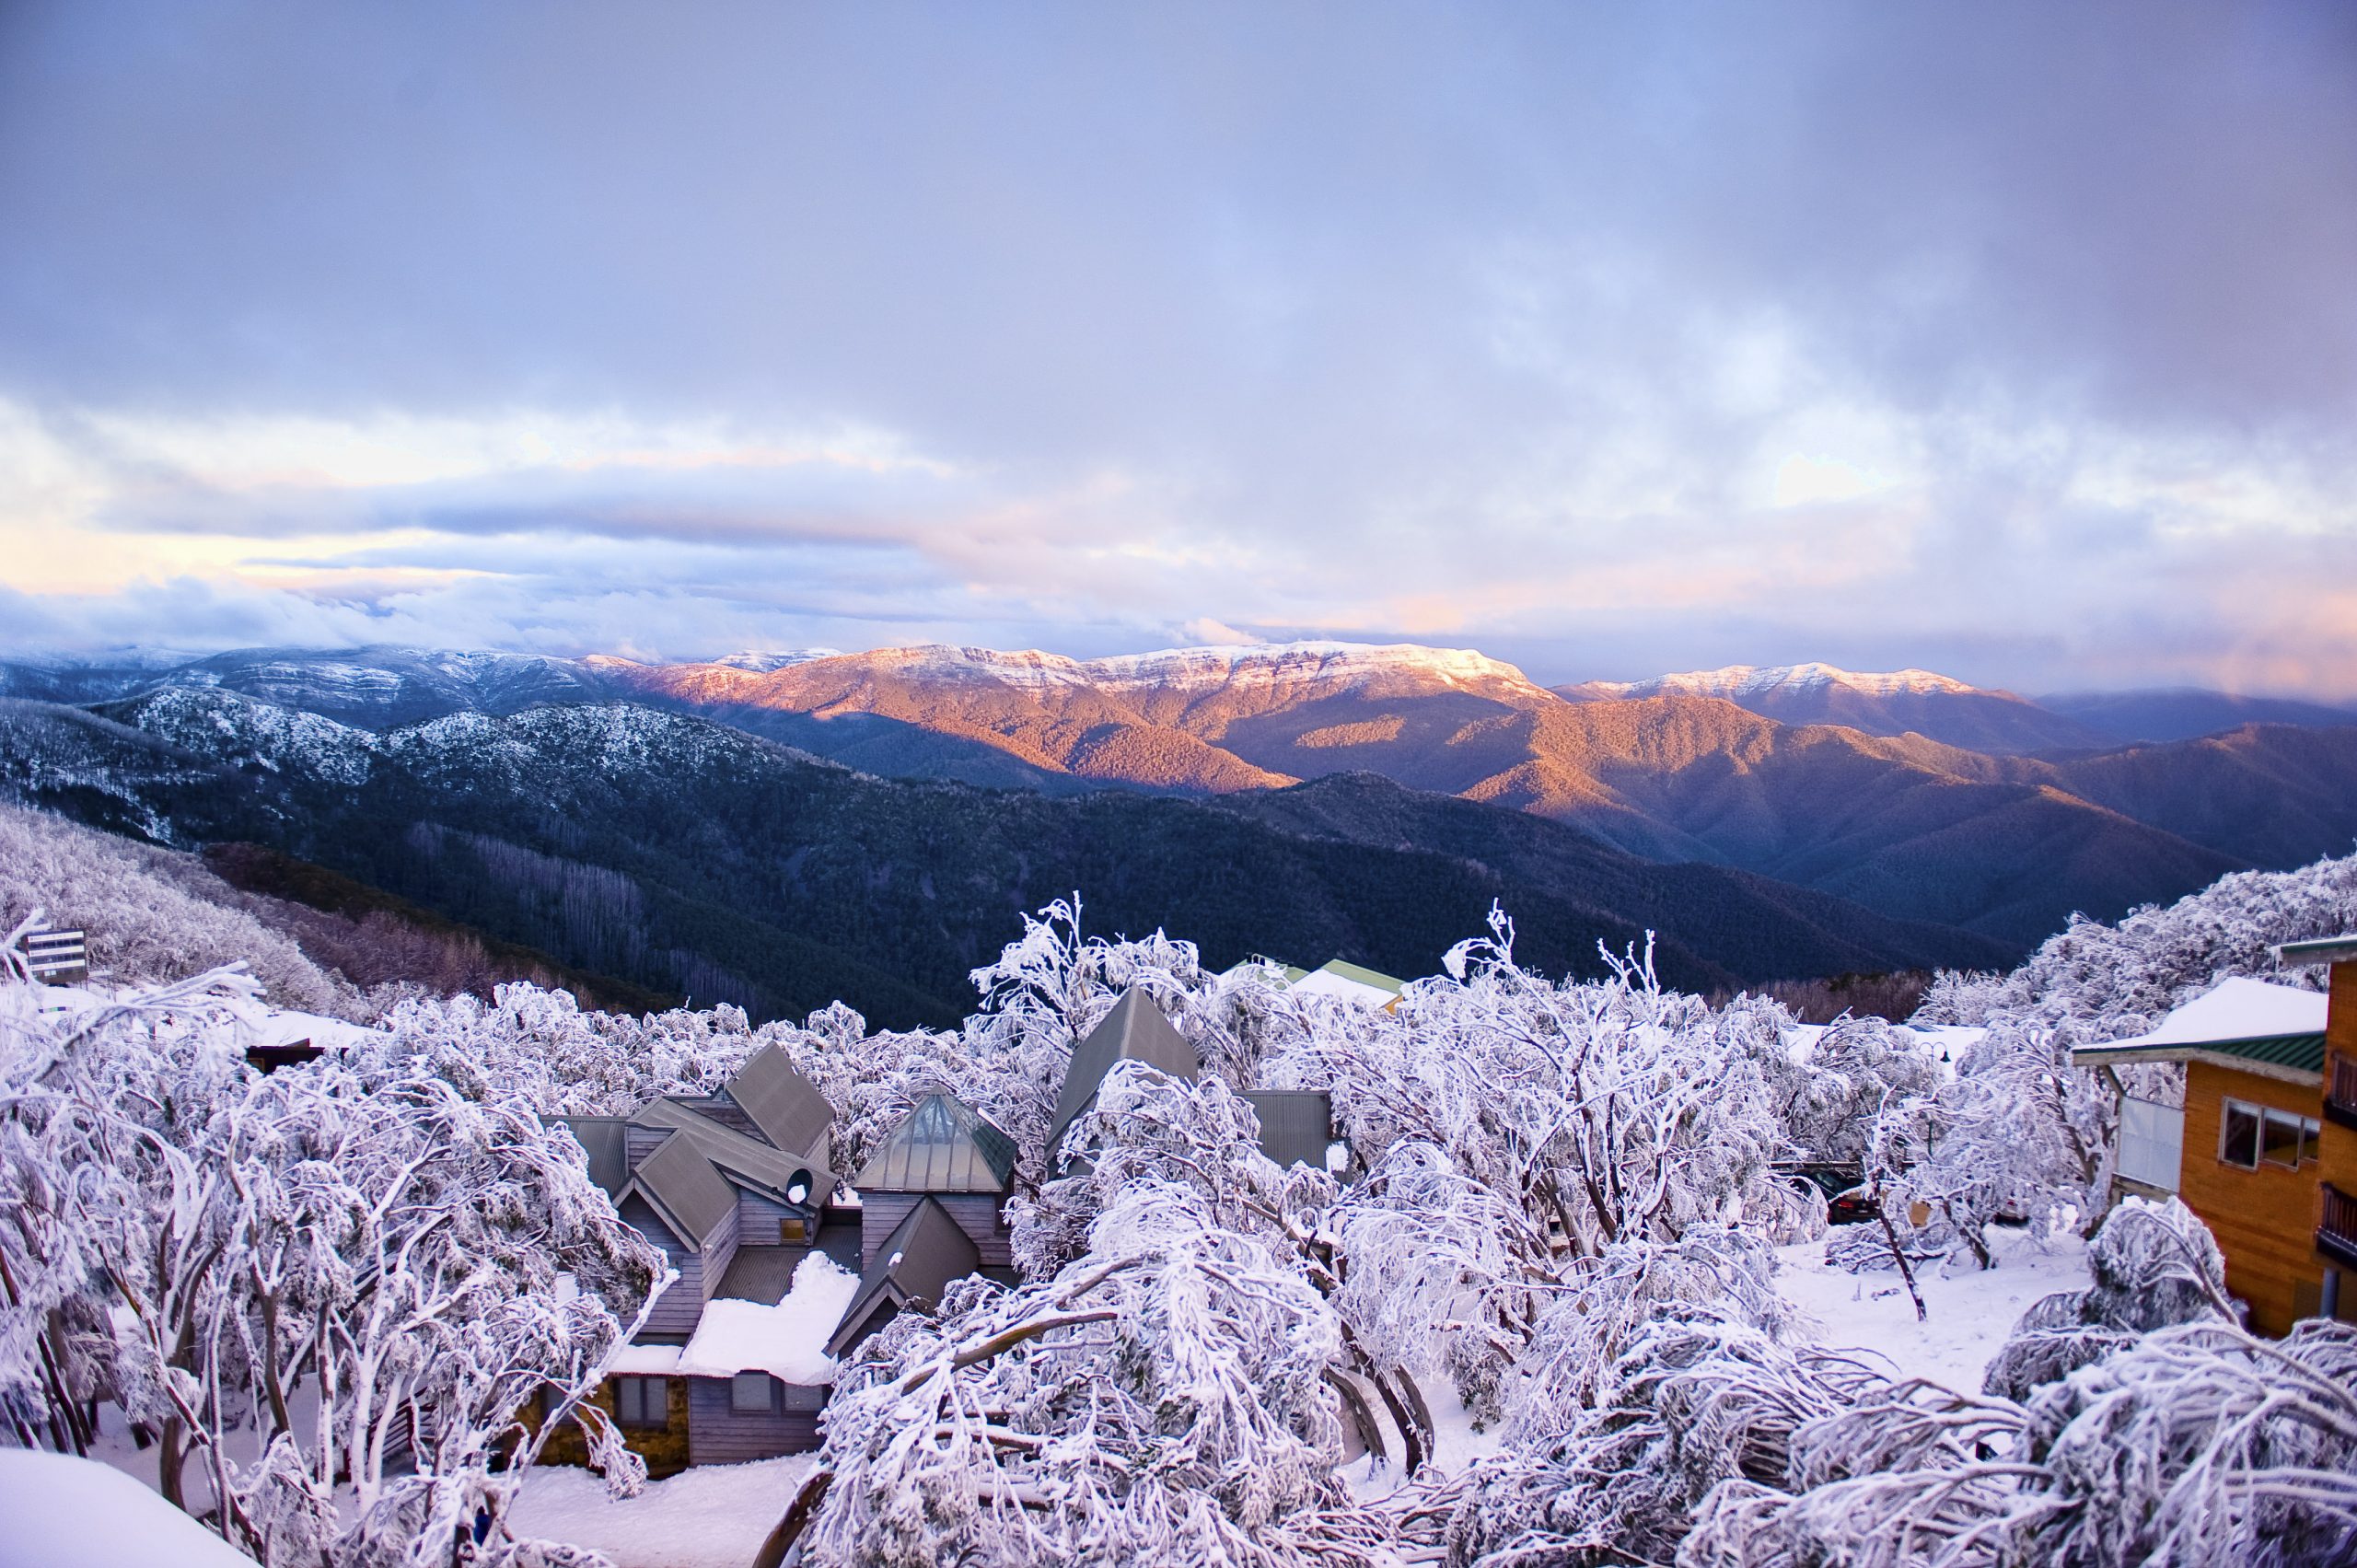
[507,1455,816,1568]
[1775,1225,2091,1390]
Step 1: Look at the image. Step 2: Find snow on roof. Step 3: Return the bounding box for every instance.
[0,1449,258,1568]
[673,1252,859,1386]
[2107,977,2328,1049]
[1289,960,1405,1009]
[606,1342,683,1376]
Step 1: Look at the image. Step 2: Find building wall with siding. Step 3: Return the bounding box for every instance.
[2177,1062,2328,1336]
[686,1376,827,1464]
[737,1187,812,1245]
[621,1194,706,1340]
[625,1124,671,1167]
[860,1192,1010,1271]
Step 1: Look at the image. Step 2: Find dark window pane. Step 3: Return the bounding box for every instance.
[2263,1109,2305,1167]
[2222,1102,2261,1168]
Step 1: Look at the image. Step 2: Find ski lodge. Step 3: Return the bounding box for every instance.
[2073,935,2357,1335]
[560,986,1348,1472]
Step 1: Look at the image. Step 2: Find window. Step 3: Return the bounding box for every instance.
[782,1381,830,1412]
[2222,1100,2262,1168]
[730,1372,775,1414]
[613,1376,668,1429]
[2221,1098,2320,1170]
[2263,1108,2321,1168]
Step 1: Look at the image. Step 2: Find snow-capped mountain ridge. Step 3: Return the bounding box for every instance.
[828,640,1545,697]
[1600,663,1989,701]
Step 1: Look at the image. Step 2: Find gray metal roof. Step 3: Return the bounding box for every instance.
[619,1131,739,1249]
[560,1117,630,1198]
[1241,1090,1337,1171]
[1049,987,1199,1150]
[632,1098,830,1208]
[722,1045,834,1167]
[854,1094,1018,1193]
[825,1197,982,1358]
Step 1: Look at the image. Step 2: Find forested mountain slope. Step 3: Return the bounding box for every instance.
[0,689,2009,1027]
[6,643,2351,950]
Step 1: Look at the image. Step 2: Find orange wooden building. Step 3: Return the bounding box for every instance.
[2074,935,2357,1336]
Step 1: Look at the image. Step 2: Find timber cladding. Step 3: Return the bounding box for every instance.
[2177,1062,2327,1337]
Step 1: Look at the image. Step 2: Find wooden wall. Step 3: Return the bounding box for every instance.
[687,1375,826,1464]
[860,1191,1011,1271]
[2177,1062,2327,1336]
[737,1188,810,1245]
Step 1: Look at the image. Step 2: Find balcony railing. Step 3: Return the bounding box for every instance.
[2321,1184,2357,1272]
[2329,1057,2357,1133]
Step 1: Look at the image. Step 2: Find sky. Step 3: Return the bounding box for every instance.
[2,2,2355,696]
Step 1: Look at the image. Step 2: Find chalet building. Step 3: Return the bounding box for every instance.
[1049,986,1202,1153]
[559,1046,853,1472]
[2074,936,2357,1336]
[852,1091,1019,1275]
[1287,958,1407,1013]
[1219,955,1410,1013]
[1052,986,1353,1175]
[826,1196,985,1358]
[563,989,1364,1473]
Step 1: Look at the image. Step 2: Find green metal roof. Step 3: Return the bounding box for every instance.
[1317,959,1404,994]
[2074,1031,2328,1080]
[854,1094,1018,1193]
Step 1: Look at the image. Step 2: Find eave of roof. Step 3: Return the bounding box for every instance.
[2277,935,2357,968]
[2073,1031,2327,1086]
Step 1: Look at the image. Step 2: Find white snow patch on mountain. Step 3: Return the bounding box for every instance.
[1596,662,1988,701]
[834,640,1548,697]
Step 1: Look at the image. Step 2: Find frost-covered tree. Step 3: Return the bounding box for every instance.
[786,1181,1362,1568]
[0,923,664,1567]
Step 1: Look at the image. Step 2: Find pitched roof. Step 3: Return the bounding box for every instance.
[560,1116,631,1197]
[1315,958,1406,994]
[632,1098,830,1207]
[1242,1090,1339,1171]
[619,1130,739,1248]
[723,1045,834,1165]
[855,1094,1018,1193]
[1048,987,1199,1150]
[2070,978,2332,1086]
[824,1197,982,1358]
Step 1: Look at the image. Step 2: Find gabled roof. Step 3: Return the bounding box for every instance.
[723,1045,834,1165]
[824,1197,982,1358]
[1289,959,1406,1009]
[855,1094,1018,1193]
[632,1098,829,1208]
[1242,1090,1340,1171]
[618,1130,739,1249]
[1048,987,1199,1150]
[2070,977,2332,1086]
[560,1116,631,1197]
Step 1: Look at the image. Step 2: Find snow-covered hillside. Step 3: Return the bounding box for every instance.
[6,857,2357,1566]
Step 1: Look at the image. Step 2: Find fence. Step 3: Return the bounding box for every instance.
[25,928,87,984]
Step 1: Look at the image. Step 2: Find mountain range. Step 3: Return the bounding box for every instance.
[3,641,2352,966]
[0,686,2012,1027]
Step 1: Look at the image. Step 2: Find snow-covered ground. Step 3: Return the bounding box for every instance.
[1776,1224,2091,1390]
[508,1455,814,1568]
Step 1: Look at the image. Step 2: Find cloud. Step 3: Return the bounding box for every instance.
[0,4,2352,694]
